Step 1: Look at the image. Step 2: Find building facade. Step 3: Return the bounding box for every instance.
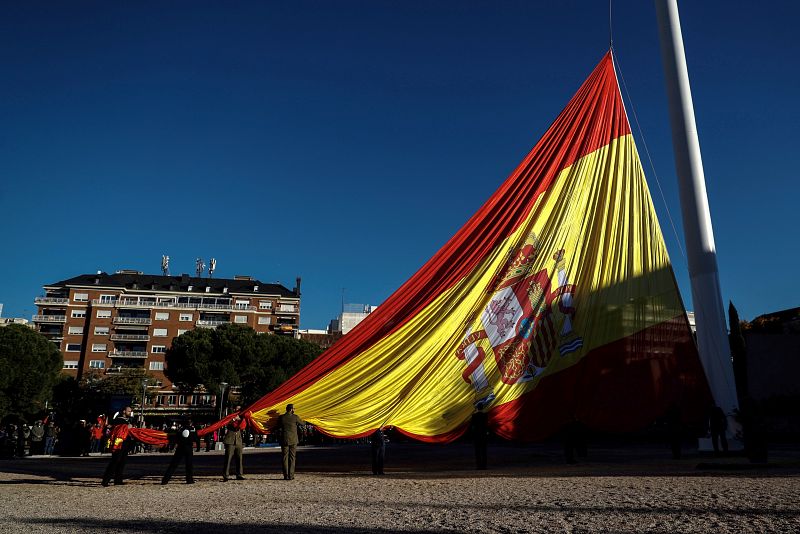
[298,329,343,350]
[744,306,800,402]
[33,271,301,417]
[329,303,378,335]
[0,318,32,328]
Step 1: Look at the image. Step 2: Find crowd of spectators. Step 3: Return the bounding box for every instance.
[0,416,367,459]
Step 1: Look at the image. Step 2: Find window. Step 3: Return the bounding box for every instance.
[179,313,192,322]
[68,326,84,335]
[235,299,250,309]
[66,344,81,352]
[151,345,166,353]
[89,360,105,369]
[96,309,111,319]
[258,316,271,325]
[99,295,116,303]
[149,361,164,371]
[178,395,186,405]
[72,309,86,318]
[259,300,272,310]
[153,328,168,337]
[94,326,109,336]
[63,361,79,369]
[91,343,107,352]
[73,292,88,302]
[155,312,169,320]
[177,329,188,336]
[234,315,247,324]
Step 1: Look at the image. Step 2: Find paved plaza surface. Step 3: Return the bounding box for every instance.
[1,442,799,533]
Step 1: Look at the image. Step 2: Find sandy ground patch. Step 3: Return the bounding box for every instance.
[1,443,798,533]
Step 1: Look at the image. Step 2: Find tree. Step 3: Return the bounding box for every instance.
[728,301,748,404]
[241,334,321,404]
[0,324,63,421]
[50,368,157,425]
[165,325,322,406]
[85,368,152,398]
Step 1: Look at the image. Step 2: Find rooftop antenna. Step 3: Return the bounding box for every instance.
[208,258,217,278]
[195,258,205,278]
[161,255,170,276]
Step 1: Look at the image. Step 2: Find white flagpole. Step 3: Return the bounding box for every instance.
[654,0,739,417]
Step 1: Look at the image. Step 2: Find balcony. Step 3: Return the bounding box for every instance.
[41,331,63,338]
[89,298,254,311]
[34,297,69,305]
[196,303,230,311]
[196,319,229,328]
[32,315,67,323]
[91,299,118,307]
[113,317,152,325]
[109,350,148,359]
[116,299,157,308]
[110,334,150,341]
[157,302,196,309]
[105,366,143,375]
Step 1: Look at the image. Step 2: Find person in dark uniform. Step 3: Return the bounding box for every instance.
[277,404,304,480]
[709,405,729,456]
[666,404,682,460]
[16,423,29,458]
[563,419,581,464]
[203,425,215,452]
[101,407,134,486]
[370,427,388,475]
[222,413,247,481]
[471,410,489,470]
[161,418,200,484]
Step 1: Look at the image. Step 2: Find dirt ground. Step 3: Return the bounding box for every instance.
[1,442,798,533]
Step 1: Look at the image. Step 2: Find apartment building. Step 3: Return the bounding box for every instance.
[328,303,378,335]
[33,270,301,416]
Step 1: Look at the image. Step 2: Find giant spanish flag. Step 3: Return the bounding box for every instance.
[243,52,710,441]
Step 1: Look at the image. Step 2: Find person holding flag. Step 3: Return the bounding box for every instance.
[161,417,200,485]
[222,409,247,482]
[277,404,305,480]
[101,407,133,487]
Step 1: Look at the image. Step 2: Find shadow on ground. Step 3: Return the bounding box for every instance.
[20,518,442,534]
[1,442,798,485]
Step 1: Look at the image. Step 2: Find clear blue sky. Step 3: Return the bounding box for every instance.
[1,1,798,329]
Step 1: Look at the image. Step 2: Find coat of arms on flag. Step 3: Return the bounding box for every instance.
[456,232,583,410]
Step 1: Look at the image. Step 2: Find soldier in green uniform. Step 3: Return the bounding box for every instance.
[276,404,304,480]
[222,413,246,481]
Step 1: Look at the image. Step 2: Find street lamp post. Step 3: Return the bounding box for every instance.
[141,378,149,426]
[218,382,228,420]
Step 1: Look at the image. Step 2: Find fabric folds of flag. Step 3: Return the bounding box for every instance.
[242,52,711,442]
